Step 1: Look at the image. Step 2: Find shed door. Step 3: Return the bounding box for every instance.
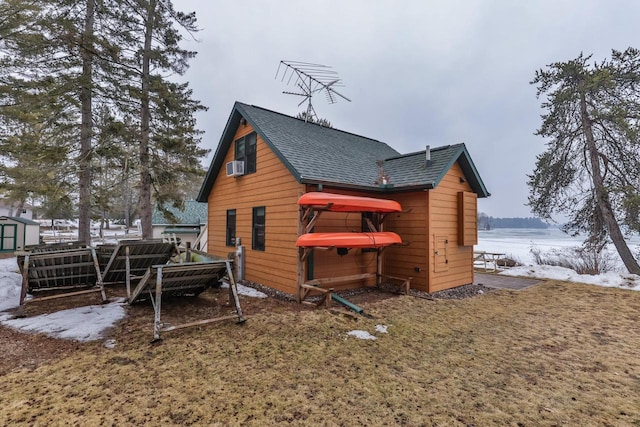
[434,235,449,273]
[0,224,17,251]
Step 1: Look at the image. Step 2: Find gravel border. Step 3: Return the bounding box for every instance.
[417,283,495,300]
[239,280,494,302]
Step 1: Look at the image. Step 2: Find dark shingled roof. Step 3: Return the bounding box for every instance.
[152,201,207,226]
[0,216,39,225]
[197,102,489,201]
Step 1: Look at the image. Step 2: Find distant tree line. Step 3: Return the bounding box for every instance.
[0,0,207,240]
[478,213,549,230]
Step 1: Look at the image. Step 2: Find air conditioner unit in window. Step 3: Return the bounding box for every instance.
[226,160,245,177]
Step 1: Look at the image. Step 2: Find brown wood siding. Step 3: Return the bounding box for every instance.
[383,192,429,291]
[207,122,304,294]
[427,162,476,292]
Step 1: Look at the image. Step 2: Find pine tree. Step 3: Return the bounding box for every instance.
[109,0,208,238]
[1,0,208,241]
[0,1,78,219]
[0,0,111,242]
[529,48,640,274]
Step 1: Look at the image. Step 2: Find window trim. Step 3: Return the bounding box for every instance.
[252,206,265,251]
[234,132,257,174]
[226,209,236,247]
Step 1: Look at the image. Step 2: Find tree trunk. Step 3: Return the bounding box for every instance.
[580,92,640,274]
[139,0,155,240]
[78,0,95,245]
[14,200,24,218]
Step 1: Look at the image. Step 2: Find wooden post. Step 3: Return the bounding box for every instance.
[153,266,163,341]
[125,245,131,299]
[90,247,107,302]
[185,241,191,262]
[225,260,245,322]
[296,204,306,303]
[16,253,30,316]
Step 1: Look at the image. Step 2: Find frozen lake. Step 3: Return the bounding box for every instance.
[476,228,640,270]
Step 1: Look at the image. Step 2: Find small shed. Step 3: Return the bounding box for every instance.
[0,216,40,252]
[151,201,207,249]
[0,200,34,220]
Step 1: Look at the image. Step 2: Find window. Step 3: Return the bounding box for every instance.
[226,209,236,246]
[235,132,257,174]
[252,206,265,251]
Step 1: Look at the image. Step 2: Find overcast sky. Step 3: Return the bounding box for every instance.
[176,0,639,219]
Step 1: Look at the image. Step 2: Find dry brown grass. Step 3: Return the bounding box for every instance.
[1,281,640,426]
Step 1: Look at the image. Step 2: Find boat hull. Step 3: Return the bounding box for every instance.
[298,192,402,213]
[296,232,402,248]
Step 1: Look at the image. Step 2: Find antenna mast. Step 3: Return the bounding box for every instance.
[275,60,351,122]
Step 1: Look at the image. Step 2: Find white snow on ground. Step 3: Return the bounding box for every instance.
[221,281,268,298]
[0,258,21,313]
[375,324,388,334]
[348,325,389,340]
[347,330,377,340]
[2,302,127,342]
[500,265,640,290]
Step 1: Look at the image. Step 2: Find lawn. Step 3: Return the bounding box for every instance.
[1,280,639,426]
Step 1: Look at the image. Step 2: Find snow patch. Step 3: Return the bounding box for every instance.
[221,281,268,298]
[500,265,640,290]
[347,330,377,340]
[375,324,388,334]
[1,301,127,342]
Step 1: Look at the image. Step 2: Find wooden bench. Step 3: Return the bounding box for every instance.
[129,260,245,341]
[299,272,412,309]
[16,246,106,313]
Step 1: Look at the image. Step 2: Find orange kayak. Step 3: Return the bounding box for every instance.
[298,192,402,213]
[296,232,402,248]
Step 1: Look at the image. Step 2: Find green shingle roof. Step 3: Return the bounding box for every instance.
[0,216,39,225]
[197,102,489,200]
[151,201,207,225]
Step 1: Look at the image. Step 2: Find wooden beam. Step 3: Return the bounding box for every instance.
[125,245,132,300]
[159,314,243,333]
[305,273,375,287]
[304,210,323,234]
[21,288,103,304]
[152,266,163,341]
[300,284,331,293]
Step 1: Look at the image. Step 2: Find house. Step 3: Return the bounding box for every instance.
[0,200,34,220]
[0,216,40,252]
[151,200,207,249]
[197,102,489,295]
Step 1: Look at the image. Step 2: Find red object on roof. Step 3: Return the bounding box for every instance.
[297,192,402,213]
[296,232,402,248]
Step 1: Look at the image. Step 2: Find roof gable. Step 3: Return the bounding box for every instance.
[198,102,489,200]
[383,144,490,197]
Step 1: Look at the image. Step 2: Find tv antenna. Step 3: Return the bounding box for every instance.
[275,60,351,122]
